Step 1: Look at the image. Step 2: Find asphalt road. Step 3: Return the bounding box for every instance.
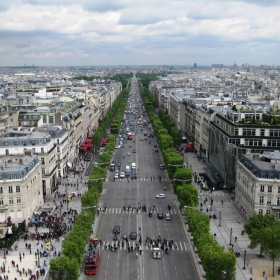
[85,82,198,280]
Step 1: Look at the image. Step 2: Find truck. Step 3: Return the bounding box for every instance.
[127,132,132,140]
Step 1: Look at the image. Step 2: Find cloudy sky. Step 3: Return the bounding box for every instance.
[0,0,280,66]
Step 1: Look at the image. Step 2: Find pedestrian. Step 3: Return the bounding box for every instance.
[238,217,241,223]
[263,271,265,277]
[235,237,237,242]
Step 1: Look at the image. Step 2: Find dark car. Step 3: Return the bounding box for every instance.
[155,149,159,153]
[133,149,136,153]
[157,212,164,219]
[154,144,157,148]
[117,162,121,167]
[130,231,137,240]
[113,226,120,234]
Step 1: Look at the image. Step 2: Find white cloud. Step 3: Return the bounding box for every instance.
[0,0,279,65]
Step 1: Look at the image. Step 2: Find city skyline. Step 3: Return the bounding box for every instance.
[0,0,280,66]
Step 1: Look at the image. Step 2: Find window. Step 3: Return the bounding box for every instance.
[16,197,21,204]
[42,168,45,175]
[41,158,45,165]
[0,198,3,205]
[0,187,3,194]
[278,186,280,193]
[260,129,265,136]
[267,197,271,205]
[278,198,280,206]
[16,186,20,193]
[269,129,280,137]
[276,210,280,219]
[9,197,13,205]
[259,209,263,214]
[8,186,13,193]
[266,210,271,214]
[243,128,256,136]
[259,196,264,204]
[268,186,272,192]
[260,185,264,192]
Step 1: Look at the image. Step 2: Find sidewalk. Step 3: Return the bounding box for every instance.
[185,151,280,280]
[0,156,93,280]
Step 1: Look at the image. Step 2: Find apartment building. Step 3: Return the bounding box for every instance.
[236,152,280,219]
[0,155,43,236]
[0,128,57,196]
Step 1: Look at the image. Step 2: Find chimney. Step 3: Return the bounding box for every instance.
[19,159,23,164]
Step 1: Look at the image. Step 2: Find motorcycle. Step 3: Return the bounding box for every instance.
[114,234,118,241]
[149,212,152,217]
[123,233,127,239]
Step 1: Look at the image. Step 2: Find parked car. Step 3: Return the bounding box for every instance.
[160,164,165,170]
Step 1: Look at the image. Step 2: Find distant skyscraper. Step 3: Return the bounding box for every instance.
[212,64,223,68]
[194,63,197,68]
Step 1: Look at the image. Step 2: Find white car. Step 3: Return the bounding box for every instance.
[115,145,122,149]
[165,213,171,220]
[120,172,125,178]
[156,194,165,199]
[114,173,119,179]
[127,152,131,156]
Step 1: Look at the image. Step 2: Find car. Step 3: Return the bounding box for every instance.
[117,162,121,167]
[120,172,125,178]
[113,226,120,234]
[165,213,171,220]
[154,144,157,148]
[140,137,143,141]
[133,149,136,153]
[130,231,137,240]
[114,173,119,179]
[155,149,159,153]
[156,194,165,199]
[157,212,164,219]
[160,164,165,170]
[115,145,122,149]
[127,152,131,156]
[153,247,161,259]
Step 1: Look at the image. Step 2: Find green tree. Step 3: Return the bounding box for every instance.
[50,257,79,280]
[177,184,198,207]
[260,224,280,276]
[244,213,279,257]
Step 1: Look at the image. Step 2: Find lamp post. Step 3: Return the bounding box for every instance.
[77,178,79,190]
[229,228,233,246]
[219,211,221,227]
[37,248,41,268]
[242,250,247,270]
[3,241,6,260]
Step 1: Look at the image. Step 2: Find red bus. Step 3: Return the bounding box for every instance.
[128,133,132,140]
[85,248,100,275]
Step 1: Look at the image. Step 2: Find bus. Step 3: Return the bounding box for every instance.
[128,133,132,140]
[85,245,100,275]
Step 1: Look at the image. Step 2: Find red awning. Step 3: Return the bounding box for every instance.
[185,144,194,149]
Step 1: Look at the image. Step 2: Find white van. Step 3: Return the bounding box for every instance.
[131,163,136,169]
[125,166,130,172]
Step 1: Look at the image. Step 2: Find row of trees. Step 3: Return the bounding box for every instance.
[137,73,236,279]
[187,209,236,279]
[49,78,131,279]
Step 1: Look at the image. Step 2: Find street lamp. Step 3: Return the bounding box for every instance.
[37,248,41,268]
[242,250,247,270]
[219,211,221,227]
[229,228,233,246]
[77,178,79,190]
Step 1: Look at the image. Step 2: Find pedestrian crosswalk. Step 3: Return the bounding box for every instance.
[98,241,188,251]
[99,208,179,215]
[106,178,169,182]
